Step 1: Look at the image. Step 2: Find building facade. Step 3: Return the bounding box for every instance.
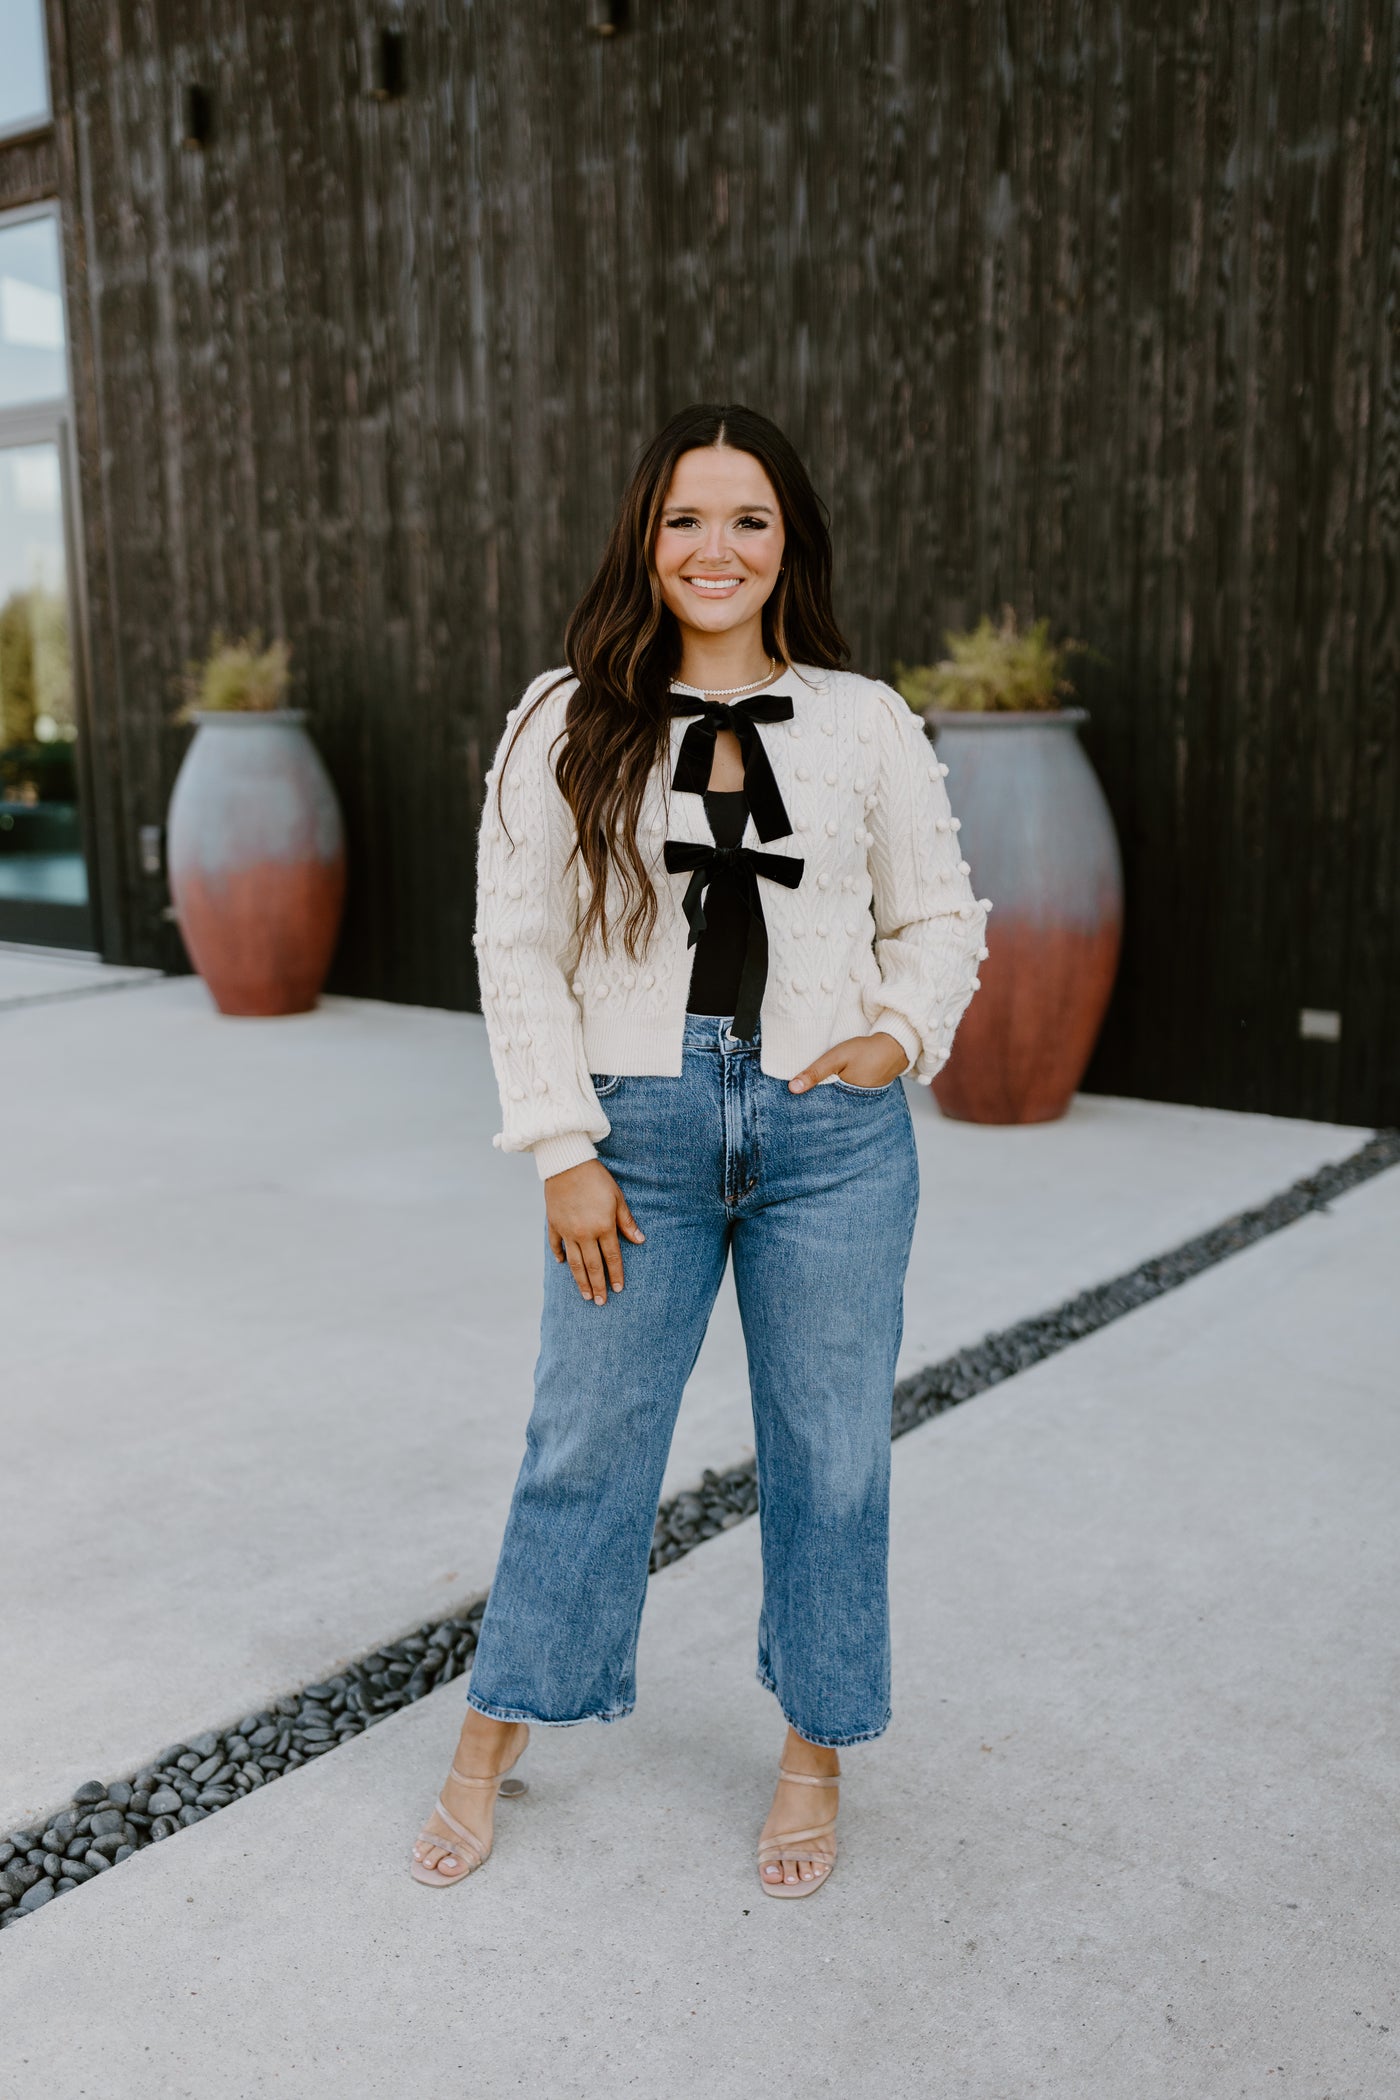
[1,0,1395,1124]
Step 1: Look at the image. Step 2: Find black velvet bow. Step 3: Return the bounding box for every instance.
[663,839,805,1042]
[669,692,795,841]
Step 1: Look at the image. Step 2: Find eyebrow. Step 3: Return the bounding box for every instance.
[663,502,777,515]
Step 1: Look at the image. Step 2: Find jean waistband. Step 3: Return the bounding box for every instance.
[682,1012,759,1053]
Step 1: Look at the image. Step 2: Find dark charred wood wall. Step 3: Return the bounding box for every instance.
[0,133,58,213]
[32,0,1400,1123]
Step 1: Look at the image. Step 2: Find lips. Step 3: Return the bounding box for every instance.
[683,575,744,595]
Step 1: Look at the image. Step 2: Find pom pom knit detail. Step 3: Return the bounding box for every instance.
[475,665,990,1177]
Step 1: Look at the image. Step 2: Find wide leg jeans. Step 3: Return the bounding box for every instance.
[466,1013,920,1747]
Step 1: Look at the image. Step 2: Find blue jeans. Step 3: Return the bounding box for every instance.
[466,1013,920,1747]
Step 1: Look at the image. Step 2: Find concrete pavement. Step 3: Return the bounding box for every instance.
[2,1148,1395,2097]
[0,962,1373,1833]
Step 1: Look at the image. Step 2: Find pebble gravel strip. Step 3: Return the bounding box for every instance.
[886,1125,1400,1437]
[4,1127,1394,1933]
[651,1127,1400,1561]
[0,1613,488,1931]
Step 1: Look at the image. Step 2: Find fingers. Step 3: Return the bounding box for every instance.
[788,1033,907,1093]
[597,1227,625,1295]
[548,1168,646,1305]
[788,1046,842,1093]
[564,1226,638,1305]
[563,1241,593,1302]
[579,1237,609,1307]
[562,1235,609,1306]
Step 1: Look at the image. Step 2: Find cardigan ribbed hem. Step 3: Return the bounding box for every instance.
[868,1009,921,1073]
[531,1131,601,1181]
[578,1000,911,1083]
[580,1013,687,1077]
[526,1009,924,1180]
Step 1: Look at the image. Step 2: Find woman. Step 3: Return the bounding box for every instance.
[412,403,989,1898]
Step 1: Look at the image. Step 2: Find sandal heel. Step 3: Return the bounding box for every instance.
[757,1763,840,1900]
[497,1753,529,1799]
[409,1728,530,1888]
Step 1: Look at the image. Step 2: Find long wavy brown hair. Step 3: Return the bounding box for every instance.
[497,403,850,958]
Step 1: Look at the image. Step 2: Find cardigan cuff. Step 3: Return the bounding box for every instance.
[531,1131,600,1182]
[868,1009,921,1074]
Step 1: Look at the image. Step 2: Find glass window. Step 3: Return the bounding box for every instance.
[0,0,51,140]
[0,438,85,911]
[0,215,66,409]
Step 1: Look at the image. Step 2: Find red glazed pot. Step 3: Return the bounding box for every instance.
[167,710,346,1016]
[927,708,1122,1124]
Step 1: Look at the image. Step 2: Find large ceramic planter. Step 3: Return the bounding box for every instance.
[167,710,346,1016]
[927,708,1122,1124]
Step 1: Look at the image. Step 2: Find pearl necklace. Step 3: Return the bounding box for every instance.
[672,657,780,700]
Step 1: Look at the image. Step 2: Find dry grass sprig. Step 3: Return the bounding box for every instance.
[176,631,292,723]
[895,607,1092,714]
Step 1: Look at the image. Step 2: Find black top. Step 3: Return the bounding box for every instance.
[685,791,750,1016]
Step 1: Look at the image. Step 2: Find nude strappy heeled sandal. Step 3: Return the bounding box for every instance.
[409,1732,529,1888]
[757,1764,839,1899]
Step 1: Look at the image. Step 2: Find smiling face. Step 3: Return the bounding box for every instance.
[653,445,787,643]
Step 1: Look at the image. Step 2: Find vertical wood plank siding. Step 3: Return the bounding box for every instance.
[50,0,1399,1123]
[0,134,58,212]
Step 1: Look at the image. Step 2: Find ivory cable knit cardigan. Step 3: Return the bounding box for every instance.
[475,663,992,1179]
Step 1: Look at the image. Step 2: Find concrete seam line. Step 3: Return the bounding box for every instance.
[0,975,166,1015]
[2,1126,1395,1932]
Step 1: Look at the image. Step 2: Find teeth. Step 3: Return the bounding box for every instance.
[686,577,741,592]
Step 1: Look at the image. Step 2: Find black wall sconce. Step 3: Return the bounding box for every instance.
[586,0,627,34]
[181,83,213,150]
[371,27,407,98]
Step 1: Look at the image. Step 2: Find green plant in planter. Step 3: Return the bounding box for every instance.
[0,740,78,805]
[176,631,292,724]
[894,607,1091,714]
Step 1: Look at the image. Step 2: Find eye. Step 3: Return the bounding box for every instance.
[663,513,701,529]
[736,515,770,530]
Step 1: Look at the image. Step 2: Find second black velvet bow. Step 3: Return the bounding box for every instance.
[669,691,795,841]
[663,838,805,1042]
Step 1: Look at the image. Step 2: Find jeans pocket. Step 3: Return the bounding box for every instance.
[825,1075,899,1096]
[590,1072,624,1099]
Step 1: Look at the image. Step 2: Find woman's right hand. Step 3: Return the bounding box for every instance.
[545,1160,645,1306]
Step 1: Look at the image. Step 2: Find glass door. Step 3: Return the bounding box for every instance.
[0,433,89,944]
[0,203,93,949]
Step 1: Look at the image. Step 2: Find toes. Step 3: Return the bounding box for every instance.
[414,1835,459,1874]
[761,1852,831,1887]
